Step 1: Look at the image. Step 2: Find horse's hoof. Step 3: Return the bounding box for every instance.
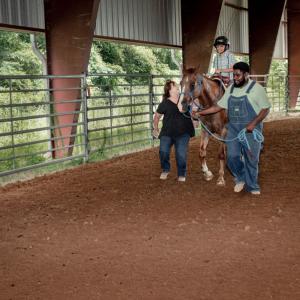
[203,171,213,181]
[216,178,225,186]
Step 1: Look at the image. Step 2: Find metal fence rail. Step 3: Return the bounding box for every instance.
[0,75,86,176]
[0,73,299,177]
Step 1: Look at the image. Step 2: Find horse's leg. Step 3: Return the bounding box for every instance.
[216,128,227,186]
[199,130,213,181]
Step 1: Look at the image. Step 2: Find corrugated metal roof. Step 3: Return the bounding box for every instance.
[0,0,44,29]
[273,10,288,59]
[217,3,249,54]
[95,0,181,46]
[0,0,287,58]
[217,2,287,58]
[226,0,248,9]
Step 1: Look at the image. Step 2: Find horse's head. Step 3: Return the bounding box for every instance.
[180,67,225,113]
[180,67,204,113]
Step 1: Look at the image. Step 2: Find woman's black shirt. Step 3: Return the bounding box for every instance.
[156,98,195,138]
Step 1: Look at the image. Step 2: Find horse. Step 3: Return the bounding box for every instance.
[180,67,228,186]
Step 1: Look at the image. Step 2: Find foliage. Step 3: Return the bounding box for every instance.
[0,31,42,76]
[269,59,287,76]
[0,29,289,177]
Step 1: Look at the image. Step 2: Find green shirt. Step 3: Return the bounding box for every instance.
[218,79,271,115]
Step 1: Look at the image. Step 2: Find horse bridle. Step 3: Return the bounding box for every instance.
[180,74,207,112]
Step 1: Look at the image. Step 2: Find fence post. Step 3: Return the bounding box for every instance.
[81,73,89,163]
[9,79,16,170]
[285,75,290,116]
[149,74,154,147]
[109,85,113,146]
[130,77,133,142]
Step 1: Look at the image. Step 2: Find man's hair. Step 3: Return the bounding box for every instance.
[233,62,250,73]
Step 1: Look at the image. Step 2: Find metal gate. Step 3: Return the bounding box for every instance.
[0,73,299,178]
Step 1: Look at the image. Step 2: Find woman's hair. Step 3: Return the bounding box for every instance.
[163,79,176,99]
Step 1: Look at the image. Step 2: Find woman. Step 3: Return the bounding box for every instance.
[152,80,195,182]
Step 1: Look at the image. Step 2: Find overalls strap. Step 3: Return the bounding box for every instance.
[230,83,235,94]
[230,80,256,95]
[246,80,256,94]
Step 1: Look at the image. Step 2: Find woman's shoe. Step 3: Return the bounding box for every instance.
[160,172,169,180]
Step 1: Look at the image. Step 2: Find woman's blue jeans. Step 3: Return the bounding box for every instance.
[159,134,190,177]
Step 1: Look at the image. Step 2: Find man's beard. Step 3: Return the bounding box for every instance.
[234,78,246,87]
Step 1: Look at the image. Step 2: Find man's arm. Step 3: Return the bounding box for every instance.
[193,104,224,117]
[246,108,270,132]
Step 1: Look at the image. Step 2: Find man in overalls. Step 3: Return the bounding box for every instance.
[195,62,271,195]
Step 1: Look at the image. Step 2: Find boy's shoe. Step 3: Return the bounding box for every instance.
[178,176,186,182]
[160,172,169,180]
[251,190,261,195]
[234,182,245,193]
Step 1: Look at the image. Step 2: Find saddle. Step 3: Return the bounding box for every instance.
[211,74,231,88]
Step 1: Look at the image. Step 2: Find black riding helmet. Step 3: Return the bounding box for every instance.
[214,36,230,50]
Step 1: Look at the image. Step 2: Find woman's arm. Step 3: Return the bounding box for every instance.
[153,112,162,137]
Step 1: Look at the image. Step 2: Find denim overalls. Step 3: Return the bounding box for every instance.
[226,81,262,192]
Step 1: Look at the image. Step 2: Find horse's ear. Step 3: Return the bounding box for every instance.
[195,64,202,73]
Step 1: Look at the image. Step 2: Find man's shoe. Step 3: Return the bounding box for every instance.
[178,176,186,182]
[234,182,245,193]
[251,190,261,195]
[160,172,169,180]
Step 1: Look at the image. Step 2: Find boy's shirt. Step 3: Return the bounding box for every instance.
[213,50,236,79]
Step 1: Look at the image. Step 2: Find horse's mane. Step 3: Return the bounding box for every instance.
[182,68,225,103]
[184,68,197,75]
[183,69,224,88]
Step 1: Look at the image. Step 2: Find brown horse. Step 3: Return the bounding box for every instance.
[180,67,228,185]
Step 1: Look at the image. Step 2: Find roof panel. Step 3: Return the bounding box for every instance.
[0,0,287,58]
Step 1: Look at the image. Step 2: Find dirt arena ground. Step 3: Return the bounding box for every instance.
[0,118,300,300]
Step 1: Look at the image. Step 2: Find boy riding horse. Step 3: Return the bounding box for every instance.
[212,36,236,86]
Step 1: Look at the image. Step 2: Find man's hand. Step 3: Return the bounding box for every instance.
[246,122,256,132]
[152,129,160,139]
[246,108,270,133]
[215,69,221,74]
[192,111,201,119]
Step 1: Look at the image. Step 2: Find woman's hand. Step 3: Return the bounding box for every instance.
[152,129,160,139]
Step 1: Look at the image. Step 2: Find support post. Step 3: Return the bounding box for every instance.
[249,0,286,76]
[44,0,100,158]
[181,0,223,73]
[287,0,300,108]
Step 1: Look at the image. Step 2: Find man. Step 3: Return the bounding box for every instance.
[213,36,236,85]
[195,62,271,195]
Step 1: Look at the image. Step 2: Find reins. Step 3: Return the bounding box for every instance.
[179,75,264,150]
[193,115,264,151]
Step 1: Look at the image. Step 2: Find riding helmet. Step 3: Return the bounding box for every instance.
[214,36,230,49]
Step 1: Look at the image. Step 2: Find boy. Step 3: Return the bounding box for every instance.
[213,36,236,86]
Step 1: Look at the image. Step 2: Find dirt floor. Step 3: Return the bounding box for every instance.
[0,118,300,300]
